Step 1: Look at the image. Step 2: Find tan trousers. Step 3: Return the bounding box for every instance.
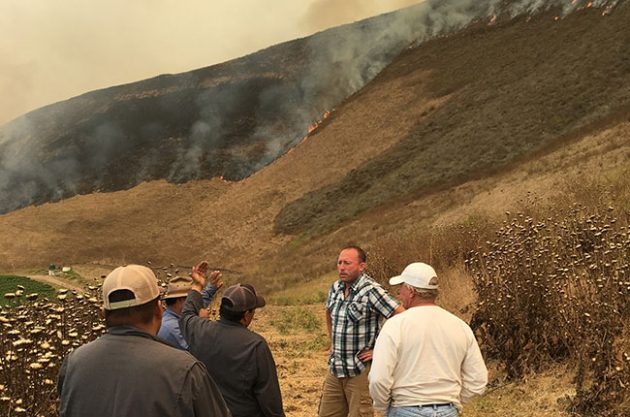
[318,367,374,417]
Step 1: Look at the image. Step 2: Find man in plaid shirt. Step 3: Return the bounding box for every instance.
[319,246,405,417]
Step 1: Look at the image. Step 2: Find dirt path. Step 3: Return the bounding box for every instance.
[27,274,85,293]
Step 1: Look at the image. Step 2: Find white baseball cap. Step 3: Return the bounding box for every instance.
[102,265,161,310]
[389,262,438,289]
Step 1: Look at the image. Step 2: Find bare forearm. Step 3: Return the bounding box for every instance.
[326,309,332,344]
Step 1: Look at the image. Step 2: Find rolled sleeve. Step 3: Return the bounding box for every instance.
[201,283,218,307]
[368,286,399,319]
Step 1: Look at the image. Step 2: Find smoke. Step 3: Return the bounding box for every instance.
[0,0,622,214]
[0,0,321,126]
[301,0,420,33]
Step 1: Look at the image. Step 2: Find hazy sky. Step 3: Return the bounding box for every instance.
[0,0,418,126]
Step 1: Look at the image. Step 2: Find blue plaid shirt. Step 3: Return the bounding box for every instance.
[326,273,399,377]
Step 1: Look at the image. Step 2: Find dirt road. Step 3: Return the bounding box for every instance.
[27,274,85,293]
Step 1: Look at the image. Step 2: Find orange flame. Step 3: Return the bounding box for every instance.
[307,110,331,134]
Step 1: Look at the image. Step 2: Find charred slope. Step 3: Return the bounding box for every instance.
[275,2,630,236]
[1,0,610,215]
[0,5,426,215]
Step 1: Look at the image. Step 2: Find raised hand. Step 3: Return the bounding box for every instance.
[191,261,209,291]
[208,270,223,290]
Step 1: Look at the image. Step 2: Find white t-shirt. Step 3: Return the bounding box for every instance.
[368,305,487,412]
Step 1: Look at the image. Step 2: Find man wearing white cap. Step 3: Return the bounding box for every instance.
[368,263,487,417]
[57,264,231,417]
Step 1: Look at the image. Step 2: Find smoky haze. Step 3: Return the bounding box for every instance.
[0,0,621,214]
[0,0,421,127]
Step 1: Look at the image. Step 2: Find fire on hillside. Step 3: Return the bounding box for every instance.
[286,110,333,156]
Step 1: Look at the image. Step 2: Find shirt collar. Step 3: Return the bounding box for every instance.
[163,308,181,319]
[107,325,157,340]
[335,272,368,293]
[218,317,246,327]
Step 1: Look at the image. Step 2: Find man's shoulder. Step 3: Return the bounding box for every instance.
[72,331,198,366]
[355,274,389,296]
[243,327,269,345]
[382,309,406,328]
[135,336,202,370]
[65,335,105,360]
[329,279,344,293]
[160,311,178,327]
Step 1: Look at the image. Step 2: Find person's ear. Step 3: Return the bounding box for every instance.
[99,307,106,318]
[154,299,163,319]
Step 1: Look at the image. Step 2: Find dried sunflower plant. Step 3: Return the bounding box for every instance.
[467,206,629,416]
[0,287,105,416]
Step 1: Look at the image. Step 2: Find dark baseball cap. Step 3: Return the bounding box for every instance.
[222,283,266,312]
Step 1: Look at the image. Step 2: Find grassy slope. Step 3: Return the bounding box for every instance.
[274,6,630,236]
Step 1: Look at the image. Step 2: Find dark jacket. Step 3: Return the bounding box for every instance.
[181,290,285,417]
[57,326,231,417]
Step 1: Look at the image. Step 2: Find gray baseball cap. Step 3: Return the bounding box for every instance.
[222,284,266,312]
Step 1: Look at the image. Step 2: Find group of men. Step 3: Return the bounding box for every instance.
[57,245,487,417]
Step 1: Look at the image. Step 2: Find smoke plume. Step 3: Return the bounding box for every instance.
[0,0,621,214]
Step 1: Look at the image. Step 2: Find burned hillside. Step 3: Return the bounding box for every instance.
[0,0,616,215]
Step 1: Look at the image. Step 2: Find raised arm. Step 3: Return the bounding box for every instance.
[201,263,223,306]
[180,261,222,347]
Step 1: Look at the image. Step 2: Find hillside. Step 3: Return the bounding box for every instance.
[0,2,440,215]
[0,1,629,282]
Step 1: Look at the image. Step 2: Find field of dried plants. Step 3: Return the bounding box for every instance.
[1,172,628,416]
[367,173,630,417]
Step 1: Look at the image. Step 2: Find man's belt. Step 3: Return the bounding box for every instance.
[420,403,453,408]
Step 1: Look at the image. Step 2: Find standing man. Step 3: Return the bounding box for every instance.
[158,275,222,350]
[180,261,285,417]
[369,262,488,417]
[319,246,405,417]
[57,264,231,417]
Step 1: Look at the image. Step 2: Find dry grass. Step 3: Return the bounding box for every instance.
[0,272,606,417]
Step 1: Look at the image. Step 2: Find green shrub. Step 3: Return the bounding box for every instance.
[0,276,55,306]
[271,307,322,335]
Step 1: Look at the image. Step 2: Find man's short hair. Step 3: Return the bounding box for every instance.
[342,245,367,263]
[403,283,438,300]
[164,296,185,306]
[104,290,158,327]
